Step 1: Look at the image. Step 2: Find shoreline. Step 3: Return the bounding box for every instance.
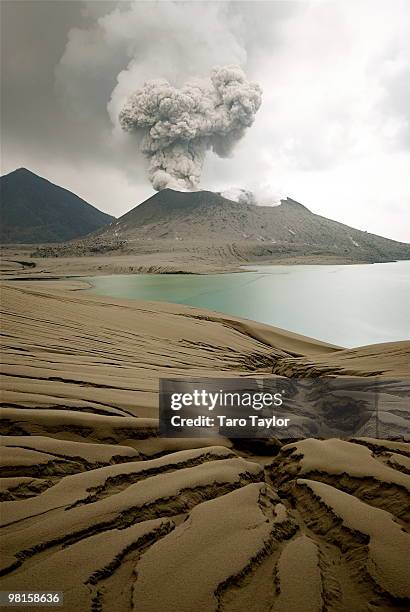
[1,253,409,282]
[1,243,409,281]
[2,259,409,350]
[2,277,409,376]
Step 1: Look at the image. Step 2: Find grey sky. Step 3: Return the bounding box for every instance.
[1,0,409,241]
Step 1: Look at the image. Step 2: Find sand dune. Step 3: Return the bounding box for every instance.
[292,479,410,600]
[1,281,409,611]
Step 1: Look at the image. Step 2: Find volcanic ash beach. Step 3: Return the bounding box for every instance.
[0,281,409,611]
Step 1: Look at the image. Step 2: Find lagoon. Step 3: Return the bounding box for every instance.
[83,261,410,348]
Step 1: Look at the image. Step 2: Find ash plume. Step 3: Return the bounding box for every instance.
[221,184,285,206]
[119,66,262,191]
[221,187,257,205]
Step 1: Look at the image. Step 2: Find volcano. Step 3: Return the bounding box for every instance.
[88,189,410,264]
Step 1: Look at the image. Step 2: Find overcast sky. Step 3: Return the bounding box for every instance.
[1,0,409,241]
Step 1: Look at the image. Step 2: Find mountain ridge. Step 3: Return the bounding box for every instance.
[8,182,408,266]
[0,168,114,243]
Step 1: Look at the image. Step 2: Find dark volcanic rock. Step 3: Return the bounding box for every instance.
[0,168,114,243]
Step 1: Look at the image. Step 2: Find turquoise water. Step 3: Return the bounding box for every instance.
[83,261,410,348]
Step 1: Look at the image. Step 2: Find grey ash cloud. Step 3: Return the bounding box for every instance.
[119,66,262,191]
